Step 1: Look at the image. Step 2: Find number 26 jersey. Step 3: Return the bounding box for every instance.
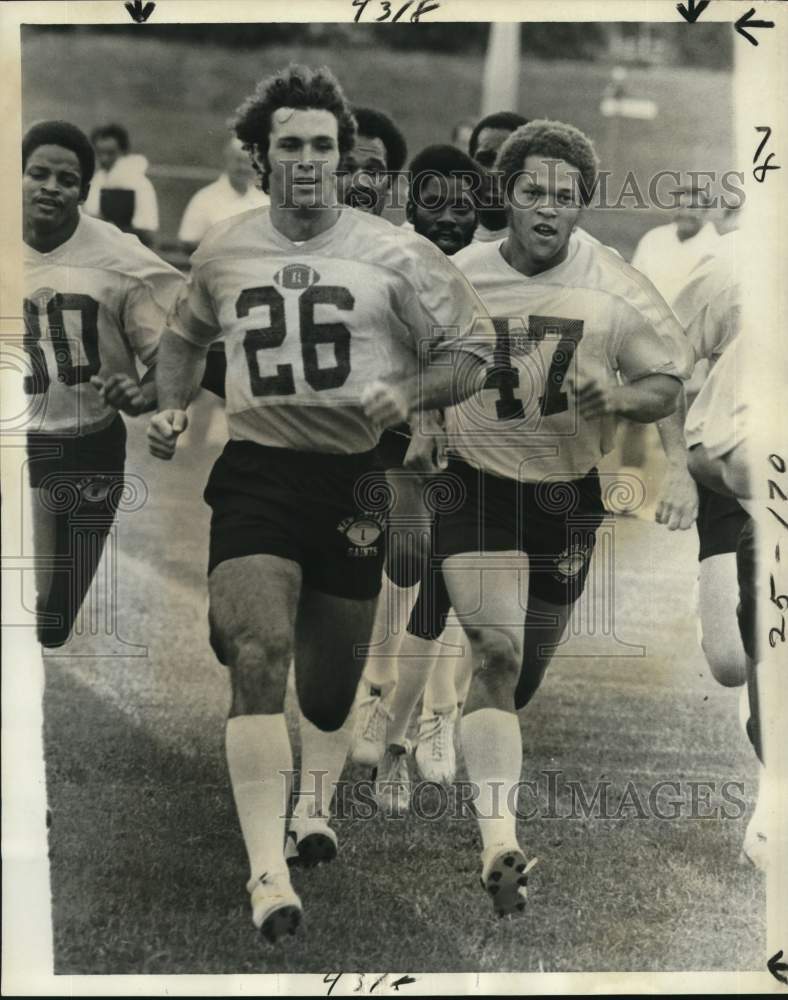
[179,206,491,454]
[445,236,693,483]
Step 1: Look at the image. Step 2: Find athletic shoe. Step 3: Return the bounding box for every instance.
[285,813,338,868]
[351,691,392,767]
[247,870,303,942]
[480,843,538,918]
[415,707,457,784]
[374,741,412,815]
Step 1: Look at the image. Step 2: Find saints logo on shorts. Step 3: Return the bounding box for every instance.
[337,514,385,558]
[552,542,593,582]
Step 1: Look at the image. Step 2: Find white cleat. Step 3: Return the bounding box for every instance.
[247,870,303,942]
[374,741,412,815]
[480,843,538,918]
[285,813,338,868]
[415,708,457,784]
[351,692,393,767]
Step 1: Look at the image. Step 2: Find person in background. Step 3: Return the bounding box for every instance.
[84,124,159,247]
[178,137,270,255]
[337,106,408,216]
[630,184,721,306]
[468,111,529,241]
[451,118,476,154]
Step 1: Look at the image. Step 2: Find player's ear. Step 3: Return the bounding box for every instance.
[405,199,415,225]
[80,181,91,205]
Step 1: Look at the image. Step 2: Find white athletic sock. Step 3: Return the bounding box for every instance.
[387,632,439,745]
[363,576,418,690]
[226,714,292,881]
[293,710,353,822]
[461,708,522,851]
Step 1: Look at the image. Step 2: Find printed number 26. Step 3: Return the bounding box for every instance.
[237,285,353,397]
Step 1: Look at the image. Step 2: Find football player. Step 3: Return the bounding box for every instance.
[469,111,529,241]
[146,65,492,941]
[408,120,692,916]
[337,106,407,216]
[22,120,184,649]
[673,231,747,688]
[351,145,481,797]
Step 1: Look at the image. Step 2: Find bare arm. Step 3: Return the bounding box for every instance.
[654,388,699,530]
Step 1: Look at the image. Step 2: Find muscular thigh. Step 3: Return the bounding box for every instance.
[208,553,302,666]
[442,551,529,656]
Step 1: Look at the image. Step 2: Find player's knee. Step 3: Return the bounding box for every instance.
[300,698,351,733]
[221,628,293,710]
[466,626,521,687]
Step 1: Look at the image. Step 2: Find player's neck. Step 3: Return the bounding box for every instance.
[501,234,570,277]
[269,203,341,243]
[24,213,80,254]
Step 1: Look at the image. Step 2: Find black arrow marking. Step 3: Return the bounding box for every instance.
[677,0,711,24]
[768,950,788,985]
[391,976,417,990]
[735,7,774,46]
[125,0,156,23]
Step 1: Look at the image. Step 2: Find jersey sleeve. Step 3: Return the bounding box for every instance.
[611,298,692,383]
[672,261,739,365]
[122,267,185,367]
[685,338,747,458]
[392,241,494,363]
[167,264,222,346]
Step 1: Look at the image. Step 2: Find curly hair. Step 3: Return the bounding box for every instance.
[23,120,95,193]
[90,123,130,154]
[351,107,408,173]
[231,64,356,193]
[496,119,599,206]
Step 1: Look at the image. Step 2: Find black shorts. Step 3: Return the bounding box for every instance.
[408,459,605,639]
[26,414,127,501]
[696,481,748,562]
[736,516,757,663]
[204,440,387,600]
[376,424,411,470]
[26,416,127,647]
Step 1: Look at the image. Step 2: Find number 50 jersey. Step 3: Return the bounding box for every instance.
[179,206,491,454]
[445,236,693,483]
[23,214,184,435]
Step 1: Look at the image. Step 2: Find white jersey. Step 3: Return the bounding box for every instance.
[445,237,692,482]
[177,206,492,453]
[24,215,184,435]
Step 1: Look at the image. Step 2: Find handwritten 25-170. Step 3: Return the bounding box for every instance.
[352,0,441,22]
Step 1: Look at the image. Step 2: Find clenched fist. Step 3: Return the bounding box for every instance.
[361,380,409,427]
[147,409,189,460]
[91,374,150,416]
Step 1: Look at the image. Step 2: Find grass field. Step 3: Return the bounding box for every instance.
[22,24,762,977]
[42,418,765,975]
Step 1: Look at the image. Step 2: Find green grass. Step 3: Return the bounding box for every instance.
[42,418,765,974]
[22,28,733,257]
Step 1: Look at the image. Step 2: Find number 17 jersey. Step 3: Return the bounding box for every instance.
[445,236,692,483]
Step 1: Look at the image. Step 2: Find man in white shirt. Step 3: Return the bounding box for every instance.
[630,185,720,305]
[84,123,160,246]
[178,137,270,254]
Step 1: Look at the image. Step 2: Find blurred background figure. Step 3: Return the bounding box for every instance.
[84,123,159,246]
[450,118,476,154]
[620,183,721,470]
[177,136,269,255]
[630,183,720,305]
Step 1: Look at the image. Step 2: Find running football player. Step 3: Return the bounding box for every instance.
[22,120,184,649]
[146,66,492,941]
[337,106,407,215]
[409,120,692,916]
[351,145,481,794]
